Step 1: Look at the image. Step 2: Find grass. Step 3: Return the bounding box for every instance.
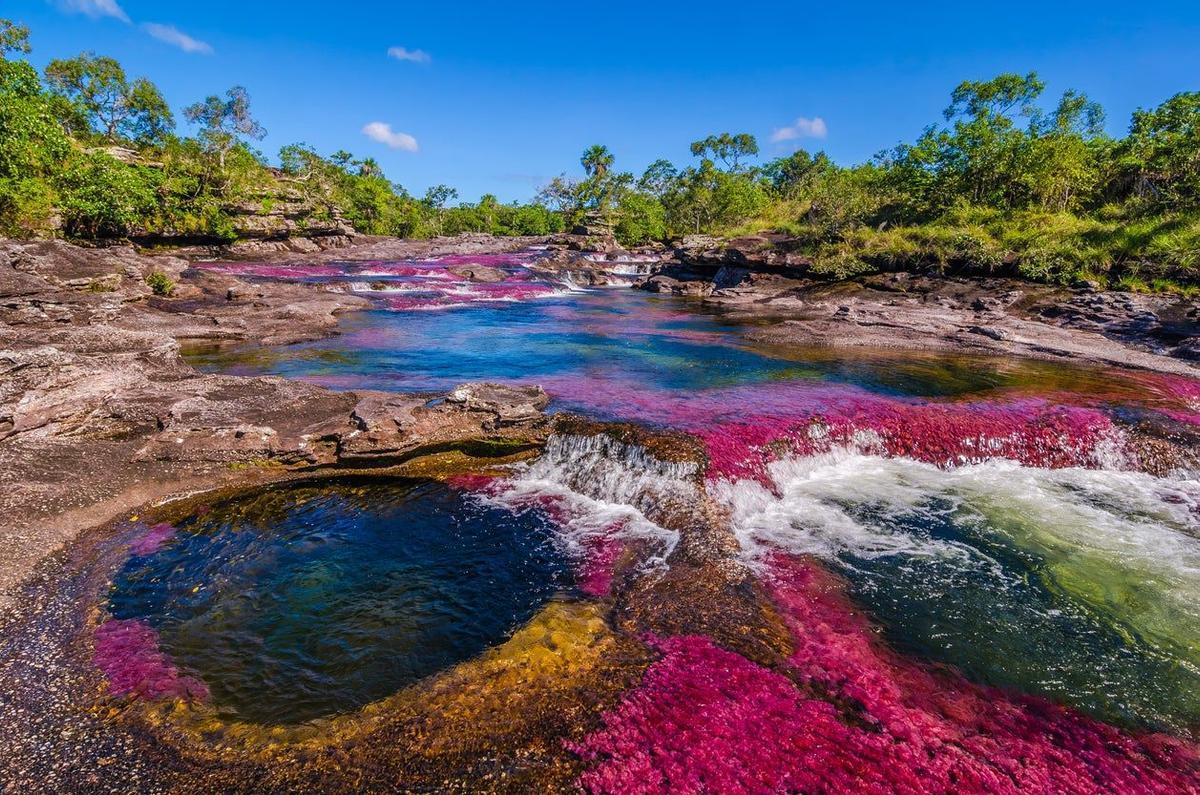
[744,204,1200,289]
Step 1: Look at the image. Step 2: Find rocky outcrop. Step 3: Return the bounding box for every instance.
[633,234,1200,368]
[0,239,552,609]
[338,384,549,464]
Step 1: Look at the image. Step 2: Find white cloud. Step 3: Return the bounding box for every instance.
[141,22,213,54]
[387,46,431,64]
[56,0,130,23]
[362,122,419,152]
[770,116,828,143]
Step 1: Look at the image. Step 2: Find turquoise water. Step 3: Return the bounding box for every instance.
[183,288,1161,415]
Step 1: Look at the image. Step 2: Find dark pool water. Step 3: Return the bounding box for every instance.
[107,479,571,724]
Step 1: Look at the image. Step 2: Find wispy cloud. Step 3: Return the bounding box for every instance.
[387,46,431,64]
[56,0,130,23]
[141,22,213,54]
[770,116,828,143]
[362,122,419,152]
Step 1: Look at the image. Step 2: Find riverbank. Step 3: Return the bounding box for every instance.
[2,234,1199,791]
[0,236,558,612]
[3,233,1198,608]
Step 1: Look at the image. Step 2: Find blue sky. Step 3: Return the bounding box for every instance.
[8,0,1200,202]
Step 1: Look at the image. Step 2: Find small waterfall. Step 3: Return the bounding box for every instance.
[485,433,698,567]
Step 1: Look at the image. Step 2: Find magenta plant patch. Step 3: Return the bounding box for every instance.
[127,522,176,556]
[568,556,1200,793]
[93,619,209,703]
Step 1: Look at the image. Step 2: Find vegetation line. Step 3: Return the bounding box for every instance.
[1,17,1198,291]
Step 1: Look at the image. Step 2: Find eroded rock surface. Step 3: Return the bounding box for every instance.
[0,240,551,610]
[634,237,1200,373]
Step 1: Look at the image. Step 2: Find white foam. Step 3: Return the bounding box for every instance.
[483,433,693,567]
[719,449,1199,559]
[716,448,1200,650]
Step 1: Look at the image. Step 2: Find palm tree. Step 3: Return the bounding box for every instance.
[580,144,614,179]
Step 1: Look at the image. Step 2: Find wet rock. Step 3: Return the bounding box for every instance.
[446,383,550,425]
[339,385,549,463]
[641,274,714,297]
[447,264,507,283]
[1176,337,1200,361]
[0,237,556,611]
[968,325,1008,341]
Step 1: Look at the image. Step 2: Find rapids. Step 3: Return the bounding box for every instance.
[111,249,1200,787]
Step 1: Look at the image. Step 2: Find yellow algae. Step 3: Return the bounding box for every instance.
[102,601,624,759]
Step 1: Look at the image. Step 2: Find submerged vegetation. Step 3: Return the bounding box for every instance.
[1,15,1199,288]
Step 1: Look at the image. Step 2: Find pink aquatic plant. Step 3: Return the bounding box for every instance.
[531,377,1125,481]
[568,556,1200,794]
[695,395,1122,482]
[93,619,209,702]
[575,528,627,599]
[128,522,176,556]
[444,472,502,492]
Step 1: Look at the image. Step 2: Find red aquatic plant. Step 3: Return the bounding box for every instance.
[93,619,209,703]
[576,528,627,599]
[696,396,1121,483]
[534,377,1125,481]
[568,556,1200,794]
[127,522,176,556]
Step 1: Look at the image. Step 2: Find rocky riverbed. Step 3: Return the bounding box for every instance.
[2,233,1199,792]
[635,233,1200,371]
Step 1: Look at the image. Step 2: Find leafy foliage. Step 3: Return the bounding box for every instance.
[1,11,1198,289]
[145,270,175,296]
[57,151,158,237]
[44,53,173,144]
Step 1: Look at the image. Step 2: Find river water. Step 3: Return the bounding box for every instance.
[101,250,1200,787]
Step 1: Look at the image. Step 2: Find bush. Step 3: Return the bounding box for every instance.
[145,270,175,296]
[0,177,56,236]
[57,152,158,238]
[616,192,666,246]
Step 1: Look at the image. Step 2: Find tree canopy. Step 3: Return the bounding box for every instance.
[0,14,1198,290]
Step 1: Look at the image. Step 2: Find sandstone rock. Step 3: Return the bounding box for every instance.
[445,383,550,425]
[448,264,507,283]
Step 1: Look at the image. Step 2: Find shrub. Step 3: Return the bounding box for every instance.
[0,176,56,236]
[145,270,175,296]
[57,152,158,238]
[616,192,666,246]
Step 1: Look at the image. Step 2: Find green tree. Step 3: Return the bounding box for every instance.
[0,18,31,58]
[941,72,1046,208]
[615,191,666,245]
[184,86,266,169]
[1023,91,1107,211]
[1125,91,1200,207]
[577,145,629,219]
[762,149,834,199]
[0,57,69,235]
[689,133,759,172]
[57,151,158,237]
[422,184,458,209]
[580,144,614,178]
[535,174,584,228]
[637,159,679,199]
[44,53,174,144]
